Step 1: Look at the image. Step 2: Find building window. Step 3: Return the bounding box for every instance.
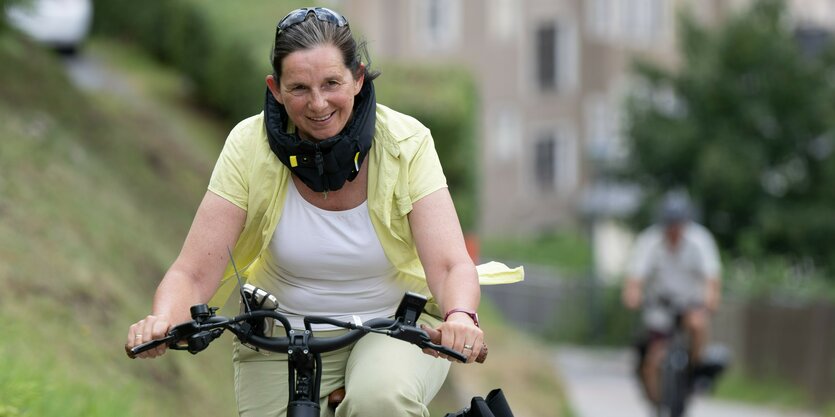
[534,129,579,193]
[492,106,521,162]
[536,22,558,91]
[489,0,518,41]
[586,0,611,39]
[636,0,664,42]
[790,1,835,28]
[535,135,556,190]
[588,0,666,44]
[534,20,577,93]
[621,0,665,43]
[417,0,461,51]
[584,95,625,163]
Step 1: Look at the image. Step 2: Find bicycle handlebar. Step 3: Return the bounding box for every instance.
[126,307,486,364]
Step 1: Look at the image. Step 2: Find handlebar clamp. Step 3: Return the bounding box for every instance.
[287,329,312,355]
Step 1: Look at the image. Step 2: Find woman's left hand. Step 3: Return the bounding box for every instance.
[421,316,484,363]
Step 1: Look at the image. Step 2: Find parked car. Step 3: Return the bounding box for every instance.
[5,0,93,54]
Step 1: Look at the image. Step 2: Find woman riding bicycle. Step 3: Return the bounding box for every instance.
[621,190,722,406]
[125,7,522,417]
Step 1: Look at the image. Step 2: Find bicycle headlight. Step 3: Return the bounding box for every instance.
[240,284,279,354]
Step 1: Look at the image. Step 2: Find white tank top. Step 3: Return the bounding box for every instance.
[250,180,404,330]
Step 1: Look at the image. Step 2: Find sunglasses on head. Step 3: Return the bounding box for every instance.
[276,7,349,35]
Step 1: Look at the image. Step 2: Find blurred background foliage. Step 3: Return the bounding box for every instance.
[0,0,26,30]
[481,231,592,277]
[621,0,835,276]
[90,0,479,230]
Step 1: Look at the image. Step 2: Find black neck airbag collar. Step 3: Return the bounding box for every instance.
[264,80,376,193]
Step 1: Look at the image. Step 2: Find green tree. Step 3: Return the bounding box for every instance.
[621,0,835,272]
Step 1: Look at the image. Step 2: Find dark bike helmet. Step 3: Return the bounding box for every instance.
[657,190,692,225]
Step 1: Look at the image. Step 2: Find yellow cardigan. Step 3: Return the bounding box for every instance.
[207,104,523,314]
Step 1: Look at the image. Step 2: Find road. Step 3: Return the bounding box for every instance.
[553,346,819,417]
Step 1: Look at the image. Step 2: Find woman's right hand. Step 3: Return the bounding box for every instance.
[126,315,172,359]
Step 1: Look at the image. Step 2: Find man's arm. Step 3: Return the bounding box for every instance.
[705,277,721,312]
[622,277,643,310]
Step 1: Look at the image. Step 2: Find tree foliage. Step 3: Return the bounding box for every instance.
[621,0,835,272]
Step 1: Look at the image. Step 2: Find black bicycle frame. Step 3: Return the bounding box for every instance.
[657,310,691,417]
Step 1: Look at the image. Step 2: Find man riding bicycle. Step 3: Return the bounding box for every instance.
[621,190,722,405]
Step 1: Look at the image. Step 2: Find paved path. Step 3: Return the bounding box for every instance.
[64,52,136,95]
[553,346,819,417]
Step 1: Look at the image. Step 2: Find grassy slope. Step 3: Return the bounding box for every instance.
[0,33,234,416]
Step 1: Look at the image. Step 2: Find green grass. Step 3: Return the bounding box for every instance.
[714,370,818,413]
[713,367,835,416]
[0,322,139,417]
[481,230,593,275]
[724,257,835,303]
[0,32,234,417]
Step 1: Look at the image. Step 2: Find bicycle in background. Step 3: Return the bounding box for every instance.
[640,298,729,417]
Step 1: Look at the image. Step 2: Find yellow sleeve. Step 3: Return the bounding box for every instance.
[207,119,256,211]
[408,129,448,202]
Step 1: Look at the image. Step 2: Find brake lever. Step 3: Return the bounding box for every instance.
[421,340,468,363]
[421,325,488,363]
[386,324,467,363]
[125,320,197,359]
[126,333,179,359]
[388,323,488,363]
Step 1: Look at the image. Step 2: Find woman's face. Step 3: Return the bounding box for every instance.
[267,44,364,141]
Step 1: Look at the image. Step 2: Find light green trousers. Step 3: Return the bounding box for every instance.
[232,315,450,417]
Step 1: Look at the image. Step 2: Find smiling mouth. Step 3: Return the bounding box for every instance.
[308,112,334,123]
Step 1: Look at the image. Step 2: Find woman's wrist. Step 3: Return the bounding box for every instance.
[444,308,479,327]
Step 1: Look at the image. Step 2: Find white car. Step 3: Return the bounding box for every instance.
[5,0,93,54]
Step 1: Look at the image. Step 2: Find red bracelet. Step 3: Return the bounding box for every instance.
[444,308,479,327]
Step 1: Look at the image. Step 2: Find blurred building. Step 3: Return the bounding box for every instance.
[334,0,678,238]
[332,0,833,241]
